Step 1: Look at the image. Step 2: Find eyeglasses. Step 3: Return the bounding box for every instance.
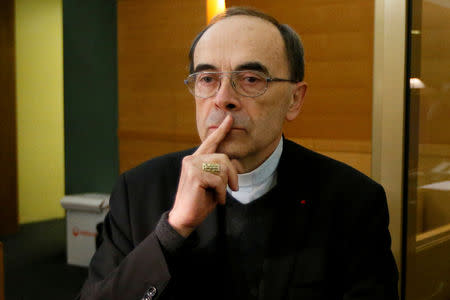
[184,70,298,98]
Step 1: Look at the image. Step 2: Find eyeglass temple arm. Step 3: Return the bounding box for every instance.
[267,78,299,83]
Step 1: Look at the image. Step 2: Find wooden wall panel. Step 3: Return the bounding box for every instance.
[118,1,205,172]
[0,0,18,235]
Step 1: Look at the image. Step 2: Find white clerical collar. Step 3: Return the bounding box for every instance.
[227,138,283,204]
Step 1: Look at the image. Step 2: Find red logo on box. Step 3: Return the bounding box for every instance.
[72,226,80,237]
[72,226,97,237]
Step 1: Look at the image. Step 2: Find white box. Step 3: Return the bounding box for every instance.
[61,193,110,267]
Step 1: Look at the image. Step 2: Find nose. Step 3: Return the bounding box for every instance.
[213,76,241,111]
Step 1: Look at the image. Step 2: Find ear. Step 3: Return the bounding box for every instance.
[285,82,307,121]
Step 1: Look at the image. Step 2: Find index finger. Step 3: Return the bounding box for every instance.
[195,115,233,155]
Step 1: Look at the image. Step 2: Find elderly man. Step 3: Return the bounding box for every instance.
[79,7,399,300]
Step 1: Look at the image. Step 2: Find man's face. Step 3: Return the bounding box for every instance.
[193,15,305,171]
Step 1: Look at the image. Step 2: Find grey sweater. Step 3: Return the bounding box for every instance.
[155,187,280,300]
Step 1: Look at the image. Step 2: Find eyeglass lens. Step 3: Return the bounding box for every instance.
[189,71,267,98]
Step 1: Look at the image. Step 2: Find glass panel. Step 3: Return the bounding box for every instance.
[405,0,450,299]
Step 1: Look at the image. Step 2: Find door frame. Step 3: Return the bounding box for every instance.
[372,0,408,296]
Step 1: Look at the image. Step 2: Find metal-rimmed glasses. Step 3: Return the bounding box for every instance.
[184,70,299,98]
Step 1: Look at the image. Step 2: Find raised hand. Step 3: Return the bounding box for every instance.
[168,115,240,237]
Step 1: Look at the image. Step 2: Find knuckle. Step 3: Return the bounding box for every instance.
[182,155,197,168]
[181,156,202,179]
[217,172,228,184]
[217,153,228,161]
[220,164,228,174]
[212,175,223,187]
[182,156,192,165]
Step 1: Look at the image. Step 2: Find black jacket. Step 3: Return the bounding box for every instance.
[79,139,399,300]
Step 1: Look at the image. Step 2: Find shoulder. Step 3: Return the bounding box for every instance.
[282,139,388,229]
[282,138,382,193]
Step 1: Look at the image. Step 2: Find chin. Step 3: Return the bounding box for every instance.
[216,139,249,159]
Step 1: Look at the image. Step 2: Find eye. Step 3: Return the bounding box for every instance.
[244,76,259,83]
[201,76,214,83]
[197,73,218,85]
[238,72,264,85]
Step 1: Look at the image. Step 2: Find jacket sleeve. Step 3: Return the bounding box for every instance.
[342,183,400,300]
[78,173,174,300]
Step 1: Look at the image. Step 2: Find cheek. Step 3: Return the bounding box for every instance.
[195,101,210,138]
[251,99,289,130]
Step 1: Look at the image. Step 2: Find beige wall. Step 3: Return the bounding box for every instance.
[15,0,65,223]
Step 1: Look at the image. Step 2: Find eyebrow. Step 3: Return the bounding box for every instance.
[193,64,217,73]
[234,62,269,75]
[193,61,270,75]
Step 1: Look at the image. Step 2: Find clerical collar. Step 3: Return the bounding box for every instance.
[227,138,283,205]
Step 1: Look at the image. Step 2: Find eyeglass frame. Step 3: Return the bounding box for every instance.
[183,70,300,99]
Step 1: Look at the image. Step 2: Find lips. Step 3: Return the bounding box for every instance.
[208,126,245,131]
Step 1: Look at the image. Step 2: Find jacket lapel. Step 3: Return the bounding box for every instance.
[259,138,313,300]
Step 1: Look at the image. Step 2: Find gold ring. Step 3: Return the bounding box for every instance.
[202,162,221,174]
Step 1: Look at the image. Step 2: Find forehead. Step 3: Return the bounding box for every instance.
[193,15,288,75]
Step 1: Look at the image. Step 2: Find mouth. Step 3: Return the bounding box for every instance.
[208,126,246,132]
